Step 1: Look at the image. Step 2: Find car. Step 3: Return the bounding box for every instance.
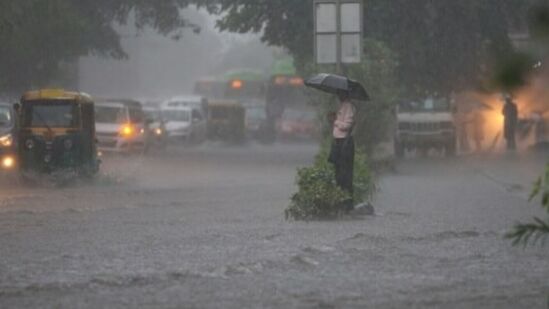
[394,97,456,157]
[160,104,207,144]
[15,89,100,177]
[0,103,16,171]
[276,108,318,140]
[95,99,150,153]
[162,95,208,115]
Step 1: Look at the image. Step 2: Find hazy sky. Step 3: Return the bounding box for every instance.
[78,8,273,100]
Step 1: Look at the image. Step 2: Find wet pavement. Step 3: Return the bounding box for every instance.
[0,143,547,308]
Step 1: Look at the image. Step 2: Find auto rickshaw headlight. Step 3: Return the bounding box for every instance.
[0,134,12,147]
[25,139,35,149]
[2,156,14,169]
[64,139,73,150]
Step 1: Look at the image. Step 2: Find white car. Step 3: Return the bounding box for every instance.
[160,105,207,144]
[95,99,149,153]
[162,95,208,112]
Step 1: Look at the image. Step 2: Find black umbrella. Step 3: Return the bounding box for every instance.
[304,73,370,101]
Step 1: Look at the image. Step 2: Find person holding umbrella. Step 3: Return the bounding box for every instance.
[329,90,357,212]
[305,73,368,213]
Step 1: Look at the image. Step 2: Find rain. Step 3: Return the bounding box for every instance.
[0,1,548,308]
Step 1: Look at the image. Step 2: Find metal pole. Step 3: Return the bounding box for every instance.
[336,0,342,75]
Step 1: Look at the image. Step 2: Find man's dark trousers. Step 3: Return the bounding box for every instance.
[332,137,354,211]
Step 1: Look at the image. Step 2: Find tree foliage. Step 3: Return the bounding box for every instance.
[506,163,549,246]
[0,0,200,95]
[203,0,530,97]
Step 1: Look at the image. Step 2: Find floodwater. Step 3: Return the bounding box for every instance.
[0,143,547,308]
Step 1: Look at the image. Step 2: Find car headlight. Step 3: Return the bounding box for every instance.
[154,128,163,136]
[0,134,12,147]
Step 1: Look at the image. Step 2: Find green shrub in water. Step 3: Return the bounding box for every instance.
[507,162,549,246]
[285,146,376,221]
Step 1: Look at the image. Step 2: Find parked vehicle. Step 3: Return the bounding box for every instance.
[0,103,16,171]
[15,89,100,177]
[160,104,207,144]
[394,97,456,157]
[95,99,150,153]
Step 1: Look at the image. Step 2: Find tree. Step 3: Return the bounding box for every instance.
[198,0,313,73]
[202,0,530,98]
[0,0,200,95]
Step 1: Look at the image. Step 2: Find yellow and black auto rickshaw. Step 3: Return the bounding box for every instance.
[0,103,16,172]
[15,89,100,177]
[207,100,246,142]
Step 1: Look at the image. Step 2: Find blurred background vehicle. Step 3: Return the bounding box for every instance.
[207,100,246,143]
[162,95,208,115]
[95,99,150,154]
[276,108,318,140]
[394,97,457,157]
[244,104,267,139]
[0,103,16,171]
[194,59,311,144]
[142,101,168,151]
[160,102,207,145]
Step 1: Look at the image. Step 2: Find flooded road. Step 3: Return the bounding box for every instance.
[0,143,547,308]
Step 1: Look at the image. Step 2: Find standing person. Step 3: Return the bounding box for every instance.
[328,91,356,213]
[502,95,518,150]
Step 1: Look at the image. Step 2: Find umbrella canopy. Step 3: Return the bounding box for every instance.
[305,73,370,101]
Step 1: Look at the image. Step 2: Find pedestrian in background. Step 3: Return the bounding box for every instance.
[502,95,518,150]
[328,91,356,213]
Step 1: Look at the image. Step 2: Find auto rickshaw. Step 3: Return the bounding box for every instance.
[0,103,16,172]
[207,100,246,142]
[15,89,100,177]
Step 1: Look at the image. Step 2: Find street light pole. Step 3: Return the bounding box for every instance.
[335,0,342,75]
